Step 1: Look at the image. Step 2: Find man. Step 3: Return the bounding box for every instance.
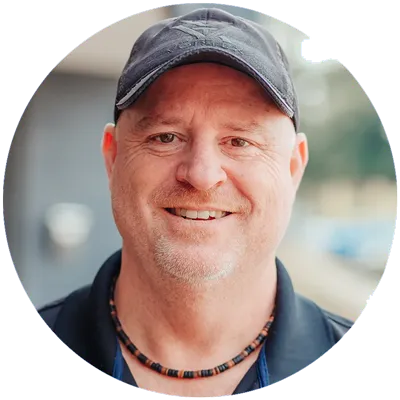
[39,8,352,397]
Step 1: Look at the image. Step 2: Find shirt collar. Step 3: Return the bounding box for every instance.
[81,250,334,392]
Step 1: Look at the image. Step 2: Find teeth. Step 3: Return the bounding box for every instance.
[170,208,229,220]
[215,211,223,219]
[185,210,198,219]
[197,211,210,220]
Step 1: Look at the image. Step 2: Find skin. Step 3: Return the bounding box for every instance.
[102,63,308,396]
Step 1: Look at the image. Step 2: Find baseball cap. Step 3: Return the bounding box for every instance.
[114,8,300,131]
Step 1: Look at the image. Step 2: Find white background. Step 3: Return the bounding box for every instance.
[0,0,391,399]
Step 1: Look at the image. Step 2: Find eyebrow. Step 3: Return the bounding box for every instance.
[134,114,184,131]
[221,121,264,135]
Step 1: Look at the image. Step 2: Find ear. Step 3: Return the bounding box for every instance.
[101,123,117,182]
[290,132,309,191]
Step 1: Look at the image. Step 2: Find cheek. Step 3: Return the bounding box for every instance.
[109,155,149,228]
[240,161,293,215]
[236,160,294,248]
[114,142,154,186]
[110,156,159,241]
[111,150,176,212]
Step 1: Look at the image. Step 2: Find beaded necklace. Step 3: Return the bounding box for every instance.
[109,276,275,379]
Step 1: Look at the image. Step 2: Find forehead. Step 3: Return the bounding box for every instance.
[132,63,276,114]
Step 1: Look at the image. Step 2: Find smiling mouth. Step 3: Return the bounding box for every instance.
[165,208,232,221]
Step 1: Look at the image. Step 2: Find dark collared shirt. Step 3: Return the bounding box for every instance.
[39,250,352,394]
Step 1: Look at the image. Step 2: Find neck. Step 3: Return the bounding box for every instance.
[114,247,277,370]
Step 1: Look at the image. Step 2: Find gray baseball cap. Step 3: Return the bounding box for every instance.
[114,8,299,131]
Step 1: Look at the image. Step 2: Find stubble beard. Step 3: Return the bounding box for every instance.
[152,229,247,285]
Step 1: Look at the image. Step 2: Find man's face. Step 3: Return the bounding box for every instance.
[103,63,308,283]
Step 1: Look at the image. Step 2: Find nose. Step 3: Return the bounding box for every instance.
[176,141,227,191]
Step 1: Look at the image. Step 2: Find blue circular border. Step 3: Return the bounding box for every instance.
[2,2,400,399]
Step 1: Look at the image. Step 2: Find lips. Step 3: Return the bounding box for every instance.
[165,208,231,220]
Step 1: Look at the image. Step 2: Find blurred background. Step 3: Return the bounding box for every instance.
[3,4,396,321]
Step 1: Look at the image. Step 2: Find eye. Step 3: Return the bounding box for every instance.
[230,138,250,147]
[153,133,176,143]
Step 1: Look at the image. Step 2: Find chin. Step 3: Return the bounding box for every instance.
[153,239,240,284]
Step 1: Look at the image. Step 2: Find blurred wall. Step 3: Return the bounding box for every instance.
[4,73,122,307]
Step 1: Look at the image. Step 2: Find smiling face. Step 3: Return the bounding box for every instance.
[103,63,308,284]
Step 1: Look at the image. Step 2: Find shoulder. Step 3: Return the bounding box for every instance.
[38,297,66,330]
[294,293,353,342]
[38,286,91,331]
[322,308,353,340]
